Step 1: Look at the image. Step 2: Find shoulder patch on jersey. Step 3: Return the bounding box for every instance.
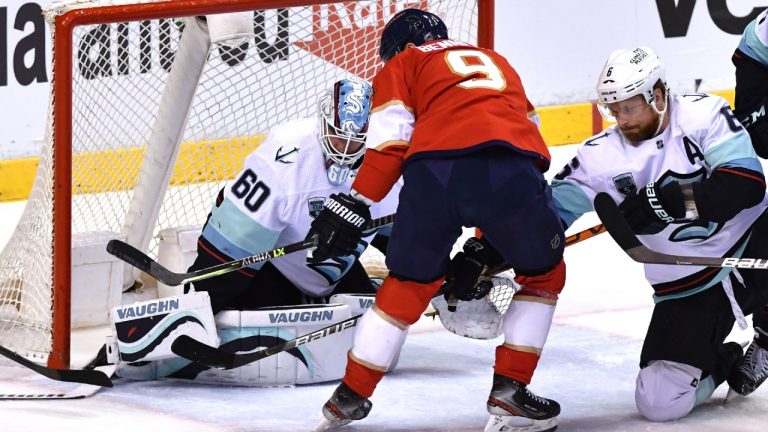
[275,146,299,164]
[680,93,710,103]
[612,172,638,196]
[308,196,326,218]
[585,132,609,146]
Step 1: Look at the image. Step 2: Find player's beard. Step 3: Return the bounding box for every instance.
[620,114,661,143]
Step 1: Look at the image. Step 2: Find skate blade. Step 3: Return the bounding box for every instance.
[724,387,743,404]
[484,414,558,432]
[312,416,352,432]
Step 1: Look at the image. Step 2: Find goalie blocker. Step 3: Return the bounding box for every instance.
[108,293,396,386]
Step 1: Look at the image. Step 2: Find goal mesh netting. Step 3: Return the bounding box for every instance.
[0,0,486,367]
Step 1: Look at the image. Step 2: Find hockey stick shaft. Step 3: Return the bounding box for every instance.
[482,223,605,277]
[108,214,396,286]
[172,315,361,369]
[0,345,113,387]
[594,192,768,269]
[565,223,605,247]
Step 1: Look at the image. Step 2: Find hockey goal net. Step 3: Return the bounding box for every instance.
[0,0,493,368]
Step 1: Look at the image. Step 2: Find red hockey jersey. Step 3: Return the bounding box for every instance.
[353,39,550,202]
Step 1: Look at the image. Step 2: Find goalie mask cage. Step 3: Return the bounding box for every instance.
[0,0,493,369]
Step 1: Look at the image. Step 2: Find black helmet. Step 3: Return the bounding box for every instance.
[379,8,448,63]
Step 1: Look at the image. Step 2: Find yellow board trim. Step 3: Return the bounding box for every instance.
[0,135,265,202]
[0,89,739,202]
[537,102,594,146]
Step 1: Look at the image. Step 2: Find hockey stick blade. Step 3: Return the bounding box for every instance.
[172,315,362,369]
[108,214,395,286]
[0,345,113,387]
[0,365,116,400]
[107,240,184,285]
[593,192,768,269]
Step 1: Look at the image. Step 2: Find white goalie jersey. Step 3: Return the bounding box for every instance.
[200,117,399,297]
[552,94,768,300]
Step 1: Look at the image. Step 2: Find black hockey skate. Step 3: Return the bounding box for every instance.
[728,337,768,397]
[313,382,372,432]
[712,342,744,385]
[485,374,559,432]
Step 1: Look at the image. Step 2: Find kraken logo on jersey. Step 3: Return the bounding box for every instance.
[612,172,638,196]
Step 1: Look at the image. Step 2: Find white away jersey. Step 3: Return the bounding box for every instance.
[552,94,768,301]
[201,117,400,297]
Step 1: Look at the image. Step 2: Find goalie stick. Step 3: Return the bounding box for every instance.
[107,214,396,286]
[593,192,768,269]
[0,365,116,400]
[0,345,113,388]
[172,314,362,369]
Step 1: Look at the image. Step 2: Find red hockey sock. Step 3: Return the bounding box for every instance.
[342,353,386,398]
[493,345,540,384]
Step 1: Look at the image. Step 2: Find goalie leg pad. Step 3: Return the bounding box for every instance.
[213,303,354,386]
[329,293,376,316]
[635,360,701,422]
[117,303,356,386]
[110,291,218,362]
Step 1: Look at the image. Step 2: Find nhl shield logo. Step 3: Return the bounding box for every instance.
[308,197,325,218]
[612,173,637,196]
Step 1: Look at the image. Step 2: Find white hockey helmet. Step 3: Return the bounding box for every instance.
[318,78,373,168]
[596,47,668,120]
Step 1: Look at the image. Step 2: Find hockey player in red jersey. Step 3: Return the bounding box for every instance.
[307,9,566,432]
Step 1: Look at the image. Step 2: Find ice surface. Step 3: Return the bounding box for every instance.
[0,145,765,432]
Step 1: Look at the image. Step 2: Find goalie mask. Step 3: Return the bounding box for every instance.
[319,78,373,185]
[595,47,669,134]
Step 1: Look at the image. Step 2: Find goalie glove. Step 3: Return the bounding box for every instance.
[307,192,371,263]
[431,270,519,340]
[442,236,505,302]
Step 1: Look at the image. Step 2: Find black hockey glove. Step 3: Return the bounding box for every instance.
[442,237,505,302]
[618,181,685,235]
[307,193,371,263]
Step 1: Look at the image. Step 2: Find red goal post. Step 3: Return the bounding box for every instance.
[0,0,493,369]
